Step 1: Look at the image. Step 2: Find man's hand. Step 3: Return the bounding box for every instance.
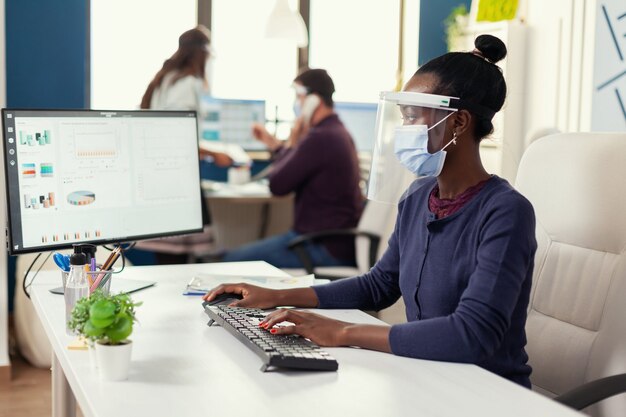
[287,117,308,148]
[251,123,281,151]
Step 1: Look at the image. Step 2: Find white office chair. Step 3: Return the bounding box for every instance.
[515,132,626,416]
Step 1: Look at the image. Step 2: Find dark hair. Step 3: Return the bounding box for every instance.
[294,68,335,107]
[416,34,507,139]
[140,26,211,109]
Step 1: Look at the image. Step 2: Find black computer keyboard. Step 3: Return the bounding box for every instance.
[203,303,338,372]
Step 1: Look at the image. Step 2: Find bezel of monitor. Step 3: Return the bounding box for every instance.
[1,108,204,255]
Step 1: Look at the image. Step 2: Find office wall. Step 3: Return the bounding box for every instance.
[5,0,89,108]
[520,0,626,137]
[418,0,472,65]
[2,0,89,374]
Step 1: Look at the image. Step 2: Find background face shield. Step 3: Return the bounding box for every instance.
[367,92,456,204]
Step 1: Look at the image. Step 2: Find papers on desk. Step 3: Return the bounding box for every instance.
[183,273,315,295]
[199,140,252,166]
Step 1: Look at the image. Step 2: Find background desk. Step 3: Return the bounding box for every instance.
[29,261,583,417]
[203,181,293,251]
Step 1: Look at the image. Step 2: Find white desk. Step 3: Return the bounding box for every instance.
[30,261,584,417]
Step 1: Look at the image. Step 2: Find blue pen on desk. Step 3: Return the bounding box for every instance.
[53,252,70,272]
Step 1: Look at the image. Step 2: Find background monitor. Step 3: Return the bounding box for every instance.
[334,102,378,152]
[199,96,266,151]
[2,109,204,255]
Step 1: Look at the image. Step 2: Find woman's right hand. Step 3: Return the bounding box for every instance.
[202,283,280,309]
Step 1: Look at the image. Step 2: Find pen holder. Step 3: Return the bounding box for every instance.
[62,270,113,296]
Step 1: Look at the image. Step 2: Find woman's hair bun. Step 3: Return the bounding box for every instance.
[474,35,507,64]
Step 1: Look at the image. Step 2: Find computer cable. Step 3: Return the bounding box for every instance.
[22,251,52,299]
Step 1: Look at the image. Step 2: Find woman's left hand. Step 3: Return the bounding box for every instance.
[199,149,233,167]
[259,309,350,347]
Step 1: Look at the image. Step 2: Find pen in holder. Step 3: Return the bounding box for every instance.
[61,270,114,296]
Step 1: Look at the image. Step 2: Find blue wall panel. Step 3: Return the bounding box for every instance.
[5,0,89,310]
[418,0,472,65]
[6,0,89,108]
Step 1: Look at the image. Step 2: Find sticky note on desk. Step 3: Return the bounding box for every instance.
[67,338,88,350]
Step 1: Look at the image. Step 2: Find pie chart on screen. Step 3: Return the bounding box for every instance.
[67,191,96,206]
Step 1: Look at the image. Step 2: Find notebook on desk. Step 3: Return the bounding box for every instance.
[49,279,156,295]
[184,273,314,295]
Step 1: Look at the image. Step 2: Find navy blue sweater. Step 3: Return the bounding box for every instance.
[313,176,537,387]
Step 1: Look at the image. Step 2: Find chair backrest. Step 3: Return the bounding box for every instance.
[515,132,626,416]
[355,199,398,272]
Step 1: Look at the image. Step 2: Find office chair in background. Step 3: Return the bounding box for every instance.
[286,199,395,279]
[516,132,626,417]
[283,199,407,324]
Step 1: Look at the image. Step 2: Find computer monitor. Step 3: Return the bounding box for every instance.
[334,102,378,152]
[1,109,204,255]
[199,96,266,151]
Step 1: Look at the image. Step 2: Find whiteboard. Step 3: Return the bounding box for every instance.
[592,0,626,131]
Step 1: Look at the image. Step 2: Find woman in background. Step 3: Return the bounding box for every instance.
[138,26,229,264]
[141,25,209,112]
[141,25,231,166]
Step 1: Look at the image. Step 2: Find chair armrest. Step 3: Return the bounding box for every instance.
[554,374,626,410]
[287,229,380,276]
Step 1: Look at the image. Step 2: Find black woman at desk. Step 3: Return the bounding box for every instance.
[221,68,363,269]
[205,35,537,388]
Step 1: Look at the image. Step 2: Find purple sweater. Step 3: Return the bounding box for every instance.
[313,176,537,387]
[269,114,362,262]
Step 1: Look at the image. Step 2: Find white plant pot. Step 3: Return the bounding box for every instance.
[95,340,132,381]
[88,345,98,369]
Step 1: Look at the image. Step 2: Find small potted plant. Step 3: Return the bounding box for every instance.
[69,289,141,381]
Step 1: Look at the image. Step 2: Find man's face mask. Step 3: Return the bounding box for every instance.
[393,111,457,177]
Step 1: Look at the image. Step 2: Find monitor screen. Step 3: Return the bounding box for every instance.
[2,109,204,255]
[334,102,378,152]
[199,96,266,151]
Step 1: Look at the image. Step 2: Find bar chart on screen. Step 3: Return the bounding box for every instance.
[74,131,118,158]
[18,129,52,146]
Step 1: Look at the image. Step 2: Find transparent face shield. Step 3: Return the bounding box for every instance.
[367,91,459,204]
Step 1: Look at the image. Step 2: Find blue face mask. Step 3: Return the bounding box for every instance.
[393,113,457,177]
[293,101,302,118]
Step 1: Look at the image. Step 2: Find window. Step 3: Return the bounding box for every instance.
[91,1,197,109]
[210,0,300,137]
[308,0,403,103]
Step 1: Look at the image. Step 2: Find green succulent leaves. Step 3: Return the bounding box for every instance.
[68,289,141,345]
[90,299,116,320]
